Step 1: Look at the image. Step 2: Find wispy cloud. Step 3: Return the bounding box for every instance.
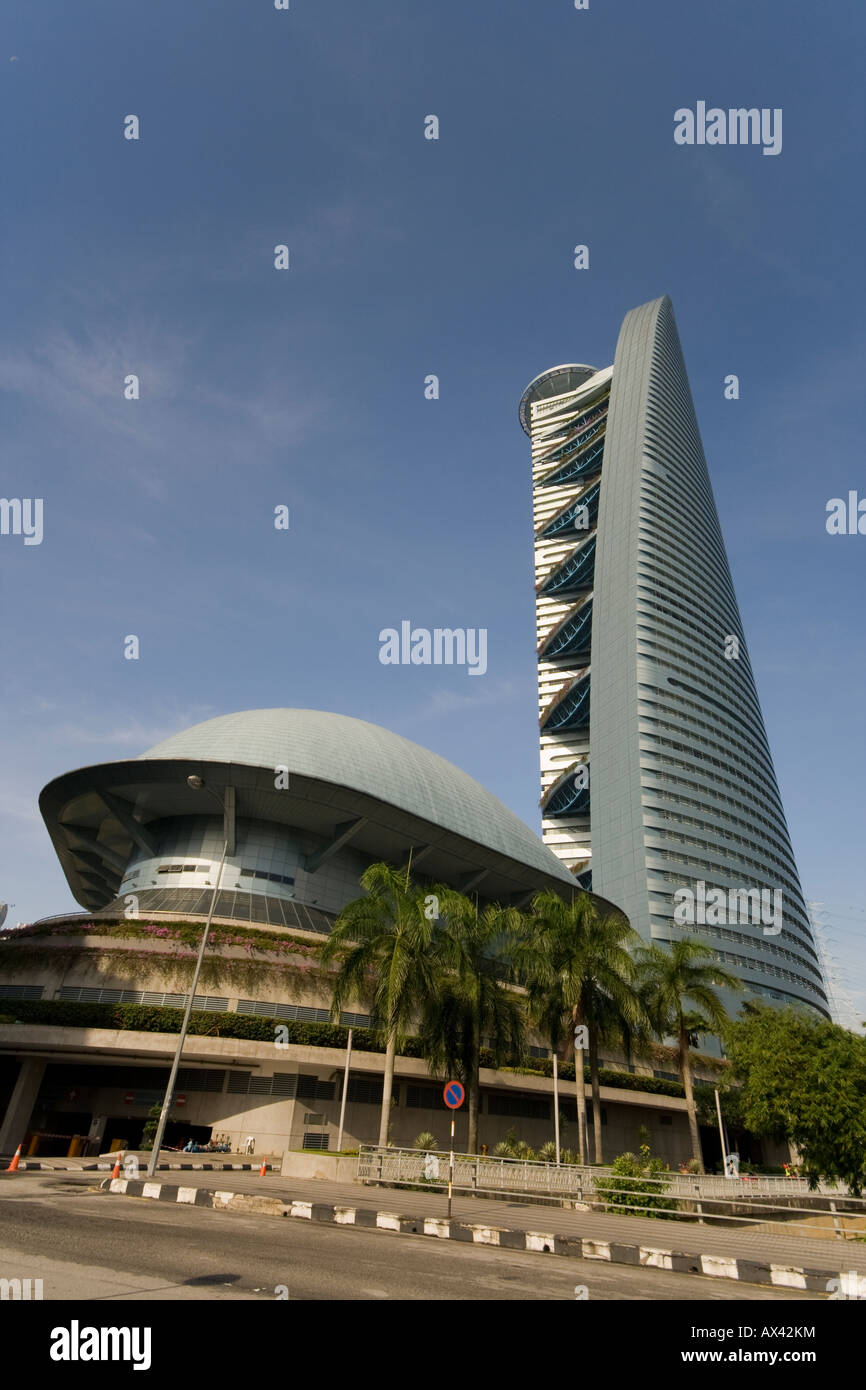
[410,678,523,720]
[0,319,193,501]
[53,707,216,751]
[0,312,325,497]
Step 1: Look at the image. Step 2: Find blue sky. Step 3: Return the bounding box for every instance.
[1,1,864,1022]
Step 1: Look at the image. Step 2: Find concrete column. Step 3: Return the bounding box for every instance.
[0,1058,46,1154]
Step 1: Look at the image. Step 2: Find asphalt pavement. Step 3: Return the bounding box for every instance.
[0,1178,823,1301]
[14,1163,861,1276]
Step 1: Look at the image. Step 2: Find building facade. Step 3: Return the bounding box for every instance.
[519,295,828,1021]
[0,707,729,1165]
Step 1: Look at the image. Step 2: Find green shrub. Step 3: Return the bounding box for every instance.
[1,998,688,1103]
[502,1056,686,1098]
[0,997,358,1046]
[3,919,323,957]
[0,997,460,1069]
[489,1127,539,1161]
[595,1145,676,1217]
[139,1103,163,1152]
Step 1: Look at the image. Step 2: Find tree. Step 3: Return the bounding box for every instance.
[724,1004,866,1194]
[635,939,740,1171]
[419,891,526,1154]
[517,891,644,1164]
[321,861,439,1147]
[140,1103,163,1152]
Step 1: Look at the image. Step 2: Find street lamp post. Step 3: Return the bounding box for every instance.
[336,1027,354,1153]
[553,1050,561,1166]
[145,777,228,1178]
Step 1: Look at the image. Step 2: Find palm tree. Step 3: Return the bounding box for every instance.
[321,861,439,1147]
[516,891,644,1164]
[419,891,526,1154]
[635,938,741,1171]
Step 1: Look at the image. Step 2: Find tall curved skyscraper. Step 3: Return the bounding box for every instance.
[519,295,828,1019]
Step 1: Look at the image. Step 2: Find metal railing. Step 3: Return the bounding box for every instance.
[359,1144,592,1200]
[357,1145,866,1240]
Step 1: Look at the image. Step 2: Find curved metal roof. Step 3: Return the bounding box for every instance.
[39,709,624,916]
[139,709,573,878]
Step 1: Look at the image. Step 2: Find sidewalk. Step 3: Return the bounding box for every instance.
[7,1154,273,1172]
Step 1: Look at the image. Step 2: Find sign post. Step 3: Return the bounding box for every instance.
[443,1080,465,1220]
[714,1087,728,1176]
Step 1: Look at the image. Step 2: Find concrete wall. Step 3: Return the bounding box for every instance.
[0,1019,697,1164]
[0,927,725,1165]
[280,1152,361,1181]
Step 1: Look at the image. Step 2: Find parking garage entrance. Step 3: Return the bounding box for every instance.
[22,1061,219,1156]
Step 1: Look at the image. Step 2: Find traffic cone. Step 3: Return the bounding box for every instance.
[259,1157,267,1177]
[5,1143,23,1172]
[110,1151,123,1179]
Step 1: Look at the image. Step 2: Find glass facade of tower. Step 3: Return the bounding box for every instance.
[521,362,611,886]
[520,296,828,1019]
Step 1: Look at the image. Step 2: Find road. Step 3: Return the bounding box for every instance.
[0,1175,821,1301]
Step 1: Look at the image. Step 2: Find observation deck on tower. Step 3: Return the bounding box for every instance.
[518,364,598,436]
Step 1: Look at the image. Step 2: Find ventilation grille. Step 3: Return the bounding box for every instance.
[225,1072,334,1100]
[55,986,228,1012]
[236,999,370,1026]
[302,1133,330,1151]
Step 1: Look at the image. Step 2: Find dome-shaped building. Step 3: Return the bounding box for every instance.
[0,709,713,1166]
[38,707,588,925]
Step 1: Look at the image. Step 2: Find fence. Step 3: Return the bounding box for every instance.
[357,1145,866,1240]
[359,1144,597,1200]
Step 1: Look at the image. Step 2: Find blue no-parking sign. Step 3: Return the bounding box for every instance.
[443,1080,465,1110]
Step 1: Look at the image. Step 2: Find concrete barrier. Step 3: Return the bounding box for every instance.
[280,1151,360,1182]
